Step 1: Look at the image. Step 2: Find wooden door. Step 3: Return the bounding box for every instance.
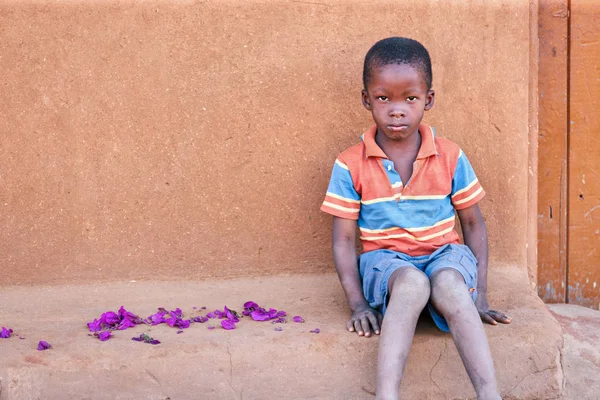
[566,1,600,308]
[538,0,600,309]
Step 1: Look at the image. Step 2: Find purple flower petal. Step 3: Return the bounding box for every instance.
[224,306,240,322]
[132,334,144,342]
[177,320,191,329]
[244,301,259,309]
[310,328,320,334]
[221,320,236,330]
[206,312,216,319]
[242,310,251,316]
[101,311,119,326]
[118,318,136,330]
[293,316,305,323]
[149,339,160,345]
[37,341,52,350]
[191,316,208,323]
[268,308,278,319]
[201,306,207,310]
[193,307,197,310]
[170,308,183,319]
[1,327,13,339]
[98,331,112,341]
[148,311,167,325]
[274,327,283,331]
[19,336,25,340]
[207,325,215,330]
[177,330,183,334]
[251,309,271,321]
[277,311,287,317]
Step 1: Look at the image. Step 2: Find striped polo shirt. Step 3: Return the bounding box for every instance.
[320,124,485,257]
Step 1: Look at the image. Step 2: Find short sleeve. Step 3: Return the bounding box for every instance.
[451,149,485,210]
[320,158,361,220]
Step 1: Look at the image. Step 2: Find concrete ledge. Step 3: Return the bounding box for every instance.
[0,265,562,399]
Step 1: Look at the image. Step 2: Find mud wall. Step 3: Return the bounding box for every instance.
[0,0,533,284]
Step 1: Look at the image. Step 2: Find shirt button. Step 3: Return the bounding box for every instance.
[387,165,392,171]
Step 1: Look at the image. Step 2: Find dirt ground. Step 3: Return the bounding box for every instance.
[1,267,591,400]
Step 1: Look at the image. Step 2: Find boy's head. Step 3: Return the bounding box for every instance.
[363,37,432,91]
[361,37,435,142]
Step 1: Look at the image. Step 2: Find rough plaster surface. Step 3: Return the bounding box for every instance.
[0,0,531,284]
[0,267,562,399]
[548,304,600,400]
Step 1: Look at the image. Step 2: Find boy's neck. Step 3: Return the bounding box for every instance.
[375,127,422,158]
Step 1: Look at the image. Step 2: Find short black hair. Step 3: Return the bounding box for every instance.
[363,37,433,90]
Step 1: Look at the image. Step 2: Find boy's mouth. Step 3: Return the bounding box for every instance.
[388,124,409,132]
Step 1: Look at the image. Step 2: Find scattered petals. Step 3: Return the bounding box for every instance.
[87,319,102,332]
[132,333,160,345]
[310,328,320,334]
[206,312,216,319]
[37,341,52,350]
[177,330,184,334]
[1,327,13,339]
[98,331,112,341]
[207,325,215,330]
[293,316,305,323]
[191,316,208,323]
[87,307,144,334]
[221,320,236,330]
[244,301,259,309]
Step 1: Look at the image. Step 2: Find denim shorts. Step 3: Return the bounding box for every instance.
[359,244,478,332]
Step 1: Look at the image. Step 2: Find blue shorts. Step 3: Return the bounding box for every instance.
[359,244,478,332]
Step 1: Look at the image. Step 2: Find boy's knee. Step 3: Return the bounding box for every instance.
[429,268,470,306]
[389,267,430,299]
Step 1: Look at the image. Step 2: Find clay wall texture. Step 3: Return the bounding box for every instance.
[0,0,533,285]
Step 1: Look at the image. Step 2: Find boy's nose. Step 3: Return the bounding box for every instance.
[389,108,406,118]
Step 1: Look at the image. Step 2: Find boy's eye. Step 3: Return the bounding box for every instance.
[407,96,418,101]
[377,96,389,101]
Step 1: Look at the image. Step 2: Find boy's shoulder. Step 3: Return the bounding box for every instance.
[433,135,462,157]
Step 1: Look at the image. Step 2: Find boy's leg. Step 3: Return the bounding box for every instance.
[429,268,501,400]
[376,267,430,400]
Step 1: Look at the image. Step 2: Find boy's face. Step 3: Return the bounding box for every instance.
[362,63,434,142]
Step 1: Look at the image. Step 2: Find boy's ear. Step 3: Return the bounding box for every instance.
[424,89,435,111]
[361,89,371,110]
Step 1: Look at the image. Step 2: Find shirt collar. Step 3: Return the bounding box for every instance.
[362,124,439,159]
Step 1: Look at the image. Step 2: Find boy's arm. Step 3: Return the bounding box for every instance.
[457,204,511,326]
[332,216,382,337]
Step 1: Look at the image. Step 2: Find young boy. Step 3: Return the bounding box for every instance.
[320,37,511,400]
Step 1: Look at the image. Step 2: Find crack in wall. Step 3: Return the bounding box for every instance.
[226,337,242,400]
[506,343,564,398]
[429,339,448,399]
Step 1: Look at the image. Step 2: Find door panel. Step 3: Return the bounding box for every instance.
[567,0,600,309]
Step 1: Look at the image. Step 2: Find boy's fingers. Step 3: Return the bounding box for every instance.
[480,312,497,325]
[354,320,364,336]
[361,317,371,337]
[347,320,354,332]
[490,311,512,323]
[367,313,380,335]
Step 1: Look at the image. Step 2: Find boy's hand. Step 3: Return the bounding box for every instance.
[347,305,383,337]
[475,295,511,326]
